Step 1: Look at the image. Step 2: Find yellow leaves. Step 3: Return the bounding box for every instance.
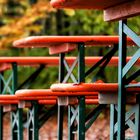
[0,0,8,4]
[63,9,75,17]
[0,0,55,48]
[25,25,43,33]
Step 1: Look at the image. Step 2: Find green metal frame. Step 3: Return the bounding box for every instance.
[110,20,140,140]
[27,101,38,140]
[0,63,45,140]
[0,63,23,140]
[58,43,118,140]
[11,108,23,140]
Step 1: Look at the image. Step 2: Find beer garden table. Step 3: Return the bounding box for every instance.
[13,0,140,140]
[49,0,140,139]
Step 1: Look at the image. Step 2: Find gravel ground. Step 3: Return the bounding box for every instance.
[3,109,134,140]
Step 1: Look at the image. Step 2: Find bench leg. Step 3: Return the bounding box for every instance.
[118,20,127,140]
[110,103,140,140]
[27,101,38,140]
[110,104,117,140]
[58,106,64,140]
[78,96,85,140]
[68,96,85,140]
[68,106,75,140]
[11,108,23,140]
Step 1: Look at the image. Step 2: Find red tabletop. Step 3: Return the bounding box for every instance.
[13,36,135,54]
[50,0,129,9]
[13,36,134,47]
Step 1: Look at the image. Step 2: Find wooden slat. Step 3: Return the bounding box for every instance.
[104,0,140,21]
[50,0,129,9]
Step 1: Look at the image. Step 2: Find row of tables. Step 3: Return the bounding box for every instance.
[0,0,139,140]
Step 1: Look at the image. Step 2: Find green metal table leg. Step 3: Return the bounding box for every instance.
[18,108,23,140]
[11,63,23,140]
[27,101,39,140]
[78,96,85,140]
[12,63,18,95]
[58,106,64,140]
[11,108,23,140]
[68,106,75,140]
[118,20,127,140]
[77,43,85,140]
[110,104,117,140]
[58,53,65,140]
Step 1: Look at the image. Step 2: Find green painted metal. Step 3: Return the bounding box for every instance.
[39,105,57,129]
[11,108,23,140]
[0,72,13,94]
[123,48,140,77]
[115,19,140,140]
[78,97,85,140]
[12,63,18,95]
[68,106,75,140]
[77,43,85,140]
[58,53,65,140]
[17,108,23,140]
[118,20,127,140]
[125,83,140,88]
[33,101,39,140]
[78,43,85,83]
[123,24,140,47]
[85,45,118,77]
[110,105,117,140]
[63,58,78,83]
[85,104,106,131]
[11,63,24,140]
[126,69,140,85]
[58,106,64,140]
[27,101,39,140]
[112,104,140,140]
[18,64,45,89]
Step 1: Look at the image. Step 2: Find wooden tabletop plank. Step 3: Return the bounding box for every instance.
[13,36,135,54]
[13,36,135,48]
[50,0,129,9]
[104,0,140,21]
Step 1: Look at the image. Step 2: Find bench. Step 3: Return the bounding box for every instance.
[50,82,140,104]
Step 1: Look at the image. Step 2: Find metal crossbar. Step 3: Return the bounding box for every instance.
[85,45,118,77]
[63,58,78,83]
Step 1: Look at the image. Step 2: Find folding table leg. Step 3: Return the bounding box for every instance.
[27,101,38,140]
[118,20,127,140]
[11,108,23,140]
[58,106,64,140]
